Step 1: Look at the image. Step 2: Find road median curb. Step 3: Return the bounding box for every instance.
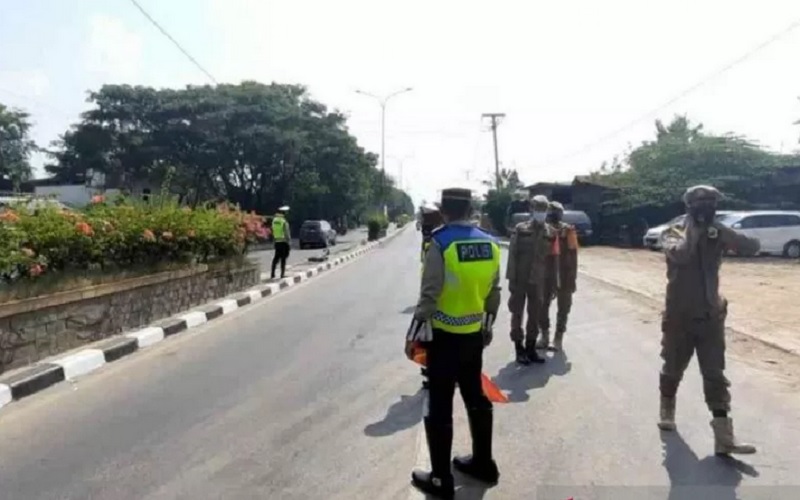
[0,225,408,412]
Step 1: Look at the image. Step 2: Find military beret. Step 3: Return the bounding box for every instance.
[683,185,722,205]
[549,201,565,212]
[441,188,472,201]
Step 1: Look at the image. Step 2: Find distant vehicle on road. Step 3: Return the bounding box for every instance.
[643,212,733,250]
[716,211,800,258]
[562,210,593,244]
[505,210,593,244]
[299,220,337,249]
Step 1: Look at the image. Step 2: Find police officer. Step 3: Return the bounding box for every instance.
[506,195,558,364]
[538,201,579,352]
[271,206,291,280]
[659,185,759,455]
[418,204,443,390]
[406,187,501,499]
[420,204,444,265]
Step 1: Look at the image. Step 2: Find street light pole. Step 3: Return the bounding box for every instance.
[356,87,413,213]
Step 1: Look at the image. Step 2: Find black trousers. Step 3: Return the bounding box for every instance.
[271,241,290,278]
[426,329,492,426]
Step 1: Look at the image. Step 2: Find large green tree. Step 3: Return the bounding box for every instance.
[482,168,525,235]
[46,82,407,223]
[0,103,35,189]
[593,115,789,213]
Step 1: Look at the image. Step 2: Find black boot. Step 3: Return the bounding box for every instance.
[514,341,530,365]
[411,418,455,499]
[453,408,500,484]
[525,338,546,364]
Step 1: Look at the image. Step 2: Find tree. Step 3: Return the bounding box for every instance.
[482,168,525,235]
[0,103,35,189]
[46,82,409,224]
[594,115,787,213]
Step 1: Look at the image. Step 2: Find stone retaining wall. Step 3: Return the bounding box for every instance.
[0,262,259,374]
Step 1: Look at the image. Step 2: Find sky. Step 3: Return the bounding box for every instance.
[2,0,800,207]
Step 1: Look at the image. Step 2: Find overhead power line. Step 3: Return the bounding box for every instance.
[545,17,800,166]
[127,0,218,84]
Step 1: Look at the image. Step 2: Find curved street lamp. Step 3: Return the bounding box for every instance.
[355,87,414,212]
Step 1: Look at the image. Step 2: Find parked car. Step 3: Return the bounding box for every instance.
[299,220,337,249]
[502,210,592,243]
[562,210,593,244]
[716,211,800,258]
[643,211,734,250]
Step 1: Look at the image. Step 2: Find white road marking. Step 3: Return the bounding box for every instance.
[180,311,208,328]
[0,384,11,408]
[53,349,106,380]
[247,290,263,303]
[216,299,239,315]
[126,327,165,348]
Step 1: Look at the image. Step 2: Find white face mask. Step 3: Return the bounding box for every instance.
[531,211,546,223]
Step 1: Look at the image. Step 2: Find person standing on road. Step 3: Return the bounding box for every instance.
[538,201,579,352]
[658,185,759,456]
[418,204,443,390]
[271,206,291,280]
[506,195,559,365]
[406,187,501,499]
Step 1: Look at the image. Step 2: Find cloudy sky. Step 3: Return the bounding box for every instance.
[2,0,800,205]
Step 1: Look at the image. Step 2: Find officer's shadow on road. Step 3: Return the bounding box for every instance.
[660,430,759,500]
[492,350,572,403]
[364,389,425,437]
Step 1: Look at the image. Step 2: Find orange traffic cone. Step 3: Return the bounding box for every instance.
[411,343,508,404]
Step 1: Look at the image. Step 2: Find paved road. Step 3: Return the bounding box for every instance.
[248,228,368,275]
[0,229,799,499]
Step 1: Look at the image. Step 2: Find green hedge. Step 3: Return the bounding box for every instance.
[367,213,389,241]
[0,197,268,285]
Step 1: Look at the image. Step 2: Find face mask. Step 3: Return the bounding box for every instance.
[689,204,716,225]
[532,211,546,223]
[547,212,561,223]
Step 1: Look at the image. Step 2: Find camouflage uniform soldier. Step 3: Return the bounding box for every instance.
[506,195,559,365]
[658,185,759,456]
[538,201,579,352]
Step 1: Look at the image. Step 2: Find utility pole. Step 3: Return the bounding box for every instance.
[481,113,505,189]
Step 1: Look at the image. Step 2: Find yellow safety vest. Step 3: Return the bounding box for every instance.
[272,215,287,241]
[430,225,501,334]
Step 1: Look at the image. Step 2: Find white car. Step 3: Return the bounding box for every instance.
[643,212,733,250]
[716,211,800,258]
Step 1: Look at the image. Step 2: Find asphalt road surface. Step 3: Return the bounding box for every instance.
[0,228,799,499]
[248,227,368,274]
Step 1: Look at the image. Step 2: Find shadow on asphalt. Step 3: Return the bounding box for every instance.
[453,475,491,499]
[410,479,490,500]
[364,389,425,437]
[401,305,416,315]
[660,430,759,500]
[492,350,572,403]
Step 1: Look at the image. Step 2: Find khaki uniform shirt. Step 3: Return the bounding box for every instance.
[663,221,759,318]
[506,219,557,290]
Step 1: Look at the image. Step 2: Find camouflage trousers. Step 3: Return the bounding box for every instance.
[659,308,731,412]
[539,289,574,334]
[508,283,543,345]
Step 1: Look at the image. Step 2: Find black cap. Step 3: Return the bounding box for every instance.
[441,188,472,202]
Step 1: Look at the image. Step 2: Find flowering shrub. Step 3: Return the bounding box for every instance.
[0,199,268,284]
